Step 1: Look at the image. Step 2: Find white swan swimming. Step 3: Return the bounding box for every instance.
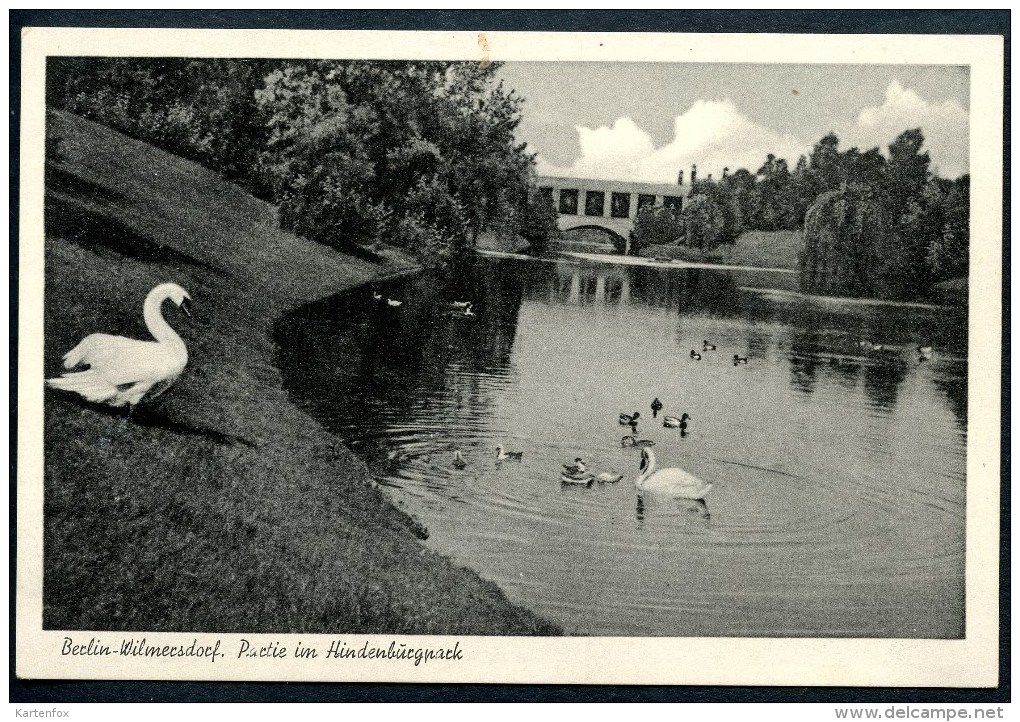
[634,447,713,500]
[595,471,623,483]
[46,282,191,409]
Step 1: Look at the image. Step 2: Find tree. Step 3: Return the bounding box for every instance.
[255,60,539,260]
[518,188,559,256]
[681,193,724,250]
[631,204,684,250]
[928,175,969,281]
[48,58,276,189]
[799,185,886,297]
[749,154,795,230]
[884,128,931,220]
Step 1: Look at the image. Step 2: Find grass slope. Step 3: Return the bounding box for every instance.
[643,229,803,270]
[41,110,559,635]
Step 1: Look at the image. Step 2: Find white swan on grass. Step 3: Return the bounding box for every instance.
[46,282,191,410]
[634,447,714,500]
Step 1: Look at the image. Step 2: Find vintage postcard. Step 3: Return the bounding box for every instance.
[16,26,1003,686]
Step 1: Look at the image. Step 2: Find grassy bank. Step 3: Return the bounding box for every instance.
[643,229,803,270]
[40,110,559,634]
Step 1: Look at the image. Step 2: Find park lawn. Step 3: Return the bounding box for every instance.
[39,110,559,635]
[725,229,803,270]
[643,229,802,270]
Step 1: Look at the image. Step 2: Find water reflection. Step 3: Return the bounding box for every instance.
[276,256,968,637]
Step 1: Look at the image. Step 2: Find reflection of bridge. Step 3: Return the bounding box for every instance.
[551,264,633,305]
[536,175,691,242]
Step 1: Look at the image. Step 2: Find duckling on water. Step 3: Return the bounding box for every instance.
[563,457,587,475]
[495,444,523,461]
[690,350,702,360]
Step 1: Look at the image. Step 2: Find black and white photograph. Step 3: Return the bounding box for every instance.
[15,24,1003,689]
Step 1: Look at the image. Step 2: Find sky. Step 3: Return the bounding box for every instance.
[497,63,970,182]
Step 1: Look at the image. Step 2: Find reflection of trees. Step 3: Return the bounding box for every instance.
[862,356,909,410]
[788,327,822,393]
[933,362,968,429]
[274,258,527,456]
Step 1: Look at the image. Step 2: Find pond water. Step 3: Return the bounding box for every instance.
[276,256,967,638]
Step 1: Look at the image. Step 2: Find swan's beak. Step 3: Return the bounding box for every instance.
[180,298,193,318]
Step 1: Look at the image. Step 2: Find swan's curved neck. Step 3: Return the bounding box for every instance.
[143,286,184,347]
[636,449,656,488]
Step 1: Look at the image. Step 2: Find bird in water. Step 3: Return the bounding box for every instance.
[634,447,714,500]
[662,413,690,430]
[690,350,702,360]
[595,471,624,484]
[621,435,655,448]
[47,282,192,412]
[733,354,749,365]
[452,450,467,469]
[450,301,472,309]
[563,457,587,475]
[917,345,933,361]
[703,340,717,351]
[650,397,663,417]
[372,291,383,301]
[619,411,641,425]
[495,444,524,461]
[386,298,403,307]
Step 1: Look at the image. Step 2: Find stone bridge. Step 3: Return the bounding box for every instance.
[536,175,691,243]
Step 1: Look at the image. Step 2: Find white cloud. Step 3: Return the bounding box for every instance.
[536,100,810,183]
[842,80,969,179]
[535,84,970,184]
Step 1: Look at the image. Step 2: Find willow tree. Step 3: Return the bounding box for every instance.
[799,186,885,297]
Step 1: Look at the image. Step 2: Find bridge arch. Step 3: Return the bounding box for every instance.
[560,224,627,245]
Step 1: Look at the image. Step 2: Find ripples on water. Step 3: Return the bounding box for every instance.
[276,257,967,638]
